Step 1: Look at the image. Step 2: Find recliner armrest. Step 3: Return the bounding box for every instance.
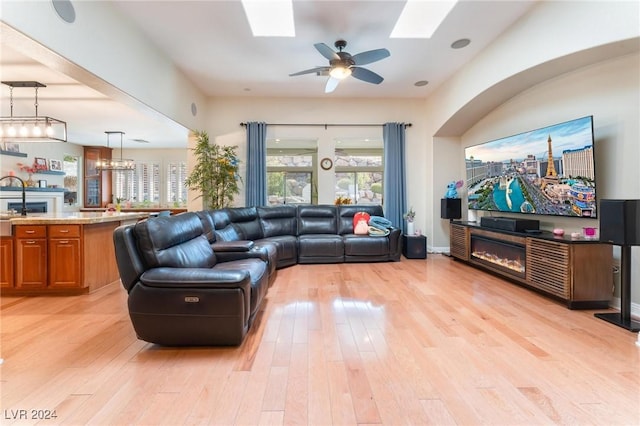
[140,267,250,289]
[212,240,255,252]
[214,247,269,264]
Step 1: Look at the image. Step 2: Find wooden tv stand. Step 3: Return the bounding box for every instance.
[450,222,613,309]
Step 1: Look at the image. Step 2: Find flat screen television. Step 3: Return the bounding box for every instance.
[466,116,597,218]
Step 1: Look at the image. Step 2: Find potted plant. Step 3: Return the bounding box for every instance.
[403,206,416,235]
[185,130,241,209]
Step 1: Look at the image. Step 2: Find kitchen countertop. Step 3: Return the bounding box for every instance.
[2,211,149,225]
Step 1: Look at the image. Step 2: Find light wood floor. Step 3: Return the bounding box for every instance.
[1,255,639,425]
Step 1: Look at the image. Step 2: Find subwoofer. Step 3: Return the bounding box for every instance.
[599,199,640,246]
[440,198,461,220]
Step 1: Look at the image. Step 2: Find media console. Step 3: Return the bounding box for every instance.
[450,222,613,309]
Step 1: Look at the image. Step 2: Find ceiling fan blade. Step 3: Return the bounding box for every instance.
[351,67,384,84]
[289,66,330,77]
[351,48,390,66]
[325,77,340,93]
[314,43,339,61]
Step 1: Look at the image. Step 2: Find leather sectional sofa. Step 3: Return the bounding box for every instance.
[197,204,402,268]
[113,204,401,346]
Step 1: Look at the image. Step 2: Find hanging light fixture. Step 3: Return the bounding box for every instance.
[96,131,135,171]
[0,81,67,142]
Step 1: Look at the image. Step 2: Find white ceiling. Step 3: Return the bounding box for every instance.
[0,0,536,149]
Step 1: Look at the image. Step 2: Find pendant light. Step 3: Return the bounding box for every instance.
[96,131,135,171]
[0,81,67,142]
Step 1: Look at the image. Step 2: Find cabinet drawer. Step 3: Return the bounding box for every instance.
[49,225,81,238]
[15,226,46,238]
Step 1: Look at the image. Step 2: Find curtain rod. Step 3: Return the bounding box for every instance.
[240,122,411,129]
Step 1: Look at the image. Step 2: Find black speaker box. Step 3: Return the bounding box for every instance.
[480,216,539,232]
[402,235,427,259]
[440,198,462,220]
[599,199,640,246]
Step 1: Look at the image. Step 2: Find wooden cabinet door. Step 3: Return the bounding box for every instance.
[450,224,470,260]
[15,238,47,288]
[83,146,112,208]
[48,225,82,288]
[48,238,82,288]
[0,237,14,288]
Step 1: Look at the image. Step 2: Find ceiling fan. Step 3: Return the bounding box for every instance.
[289,40,390,93]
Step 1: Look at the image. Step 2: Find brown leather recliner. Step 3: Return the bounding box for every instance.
[113,212,270,346]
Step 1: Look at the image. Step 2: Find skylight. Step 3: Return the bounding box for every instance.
[241,0,295,37]
[390,0,457,39]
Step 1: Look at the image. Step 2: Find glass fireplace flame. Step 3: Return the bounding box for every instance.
[471,235,526,278]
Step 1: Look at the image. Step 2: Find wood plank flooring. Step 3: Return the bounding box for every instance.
[1,255,639,425]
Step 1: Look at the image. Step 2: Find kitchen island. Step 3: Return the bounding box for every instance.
[0,212,148,295]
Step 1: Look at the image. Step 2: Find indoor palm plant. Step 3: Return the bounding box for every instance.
[185,130,241,209]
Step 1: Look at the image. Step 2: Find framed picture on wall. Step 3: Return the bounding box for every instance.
[49,159,63,171]
[35,157,48,170]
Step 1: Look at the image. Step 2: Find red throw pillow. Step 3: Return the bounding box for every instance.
[353,212,370,235]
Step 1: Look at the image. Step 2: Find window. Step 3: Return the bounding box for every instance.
[266,147,315,205]
[167,162,187,207]
[113,162,160,206]
[62,155,79,206]
[334,148,383,205]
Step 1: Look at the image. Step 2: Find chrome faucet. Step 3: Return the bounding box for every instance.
[0,175,27,216]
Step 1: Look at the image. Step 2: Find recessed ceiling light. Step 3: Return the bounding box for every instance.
[451,38,471,49]
[241,0,295,37]
[391,0,457,39]
[414,80,429,87]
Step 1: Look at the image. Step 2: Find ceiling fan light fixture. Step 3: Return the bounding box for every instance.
[329,66,352,80]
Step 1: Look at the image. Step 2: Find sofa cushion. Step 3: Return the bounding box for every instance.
[258,205,297,237]
[212,209,243,241]
[227,207,264,240]
[259,235,298,267]
[298,234,344,258]
[195,210,216,243]
[343,234,389,256]
[213,258,268,317]
[297,204,338,235]
[134,212,216,269]
[338,205,385,235]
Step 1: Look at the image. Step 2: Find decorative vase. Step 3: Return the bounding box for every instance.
[406,221,415,236]
[25,175,35,187]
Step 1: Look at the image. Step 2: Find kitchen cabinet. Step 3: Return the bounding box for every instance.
[15,225,47,288]
[0,236,13,288]
[83,146,112,208]
[1,212,147,296]
[48,224,82,288]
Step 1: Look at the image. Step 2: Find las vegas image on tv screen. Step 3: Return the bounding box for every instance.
[466,116,596,218]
